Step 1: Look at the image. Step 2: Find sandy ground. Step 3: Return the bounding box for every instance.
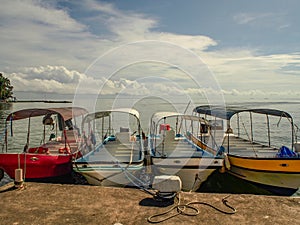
[0,182,300,225]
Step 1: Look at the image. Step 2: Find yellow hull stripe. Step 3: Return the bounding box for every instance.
[228,155,300,173]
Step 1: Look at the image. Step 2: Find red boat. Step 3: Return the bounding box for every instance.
[0,107,88,182]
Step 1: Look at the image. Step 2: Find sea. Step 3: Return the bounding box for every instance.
[1,93,300,196]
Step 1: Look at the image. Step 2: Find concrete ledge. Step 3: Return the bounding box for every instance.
[0,182,299,225]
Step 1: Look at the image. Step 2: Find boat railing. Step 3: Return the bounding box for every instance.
[221,135,300,158]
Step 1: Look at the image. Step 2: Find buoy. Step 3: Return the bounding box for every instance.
[224,153,231,170]
[14,168,24,188]
[219,153,231,173]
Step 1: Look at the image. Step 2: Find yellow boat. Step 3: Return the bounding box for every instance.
[193,105,300,196]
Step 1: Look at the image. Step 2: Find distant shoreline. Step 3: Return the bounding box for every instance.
[7,100,72,103]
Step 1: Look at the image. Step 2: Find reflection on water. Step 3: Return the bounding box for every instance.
[0,103,13,186]
[0,102,12,110]
[0,103,12,149]
[0,102,12,125]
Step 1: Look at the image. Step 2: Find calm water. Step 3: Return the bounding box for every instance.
[1,96,300,196]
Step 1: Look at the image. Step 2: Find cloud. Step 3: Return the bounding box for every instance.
[1,0,300,100]
[153,33,217,51]
[0,0,86,31]
[4,65,183,96]
[0,0,220,75]
[202,49,300,92]
[5,60,300,100]
[6,66,107,95]
[233,12,290,30]
[22,66,83,83]
[78,0,158,40]
[233,13,266,25]
[7,65,85,94]
[74,0,218,53]
[0,0,111,71]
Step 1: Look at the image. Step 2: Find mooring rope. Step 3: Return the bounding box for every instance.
[147,193,236,223]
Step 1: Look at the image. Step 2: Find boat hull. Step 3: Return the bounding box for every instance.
[73,162,145,187]
[0,153,73,180]
[152,157,223,191]
[227,154,300,195]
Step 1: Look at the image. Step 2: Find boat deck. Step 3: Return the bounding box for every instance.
[42,141,79,153]
[222,135,279,157]
[153,138,210,158]
[84,139,143,163]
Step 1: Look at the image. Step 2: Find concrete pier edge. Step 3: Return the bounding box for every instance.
[0,182,299,225]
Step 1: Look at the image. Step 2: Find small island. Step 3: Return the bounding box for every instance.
[0,73,14,102]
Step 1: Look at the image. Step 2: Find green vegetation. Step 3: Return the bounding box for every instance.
[0,73,14,101]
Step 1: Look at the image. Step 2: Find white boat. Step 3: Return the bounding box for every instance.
[73,108,145,187]
[149,112,224,191]
[193,105,300,196]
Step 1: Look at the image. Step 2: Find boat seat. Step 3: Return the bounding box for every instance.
[115,132,131,143]
[164,130,175,142]
[58,147,71,154]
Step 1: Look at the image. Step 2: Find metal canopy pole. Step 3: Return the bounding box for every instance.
[25,117,31,152]
[227,119,230,154]
[102,116,104,141]
[162,117,166,156]
[291,117,294,150]
[237,114,240,137]
[266,114,271,147]
[153,121,157,155]
[250,112,253,143]
[43,124,46,144]
[109,114,112,135]
[4,121,8,152]
[190,117,193,135]
[175,116,178,135]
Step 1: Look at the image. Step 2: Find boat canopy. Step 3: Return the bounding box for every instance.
[83,108,140,124]
[193,105,293,120]
[6,107,88,121]
[151,111,209,125]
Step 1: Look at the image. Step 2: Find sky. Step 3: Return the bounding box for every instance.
[1,0,300,101]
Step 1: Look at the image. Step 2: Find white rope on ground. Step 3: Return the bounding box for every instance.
[147,192,237,224]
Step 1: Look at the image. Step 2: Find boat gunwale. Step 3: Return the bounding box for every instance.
[151,164,222,170]
[227,153,300,161]
[74,159,144,165]
[229,163,300,174]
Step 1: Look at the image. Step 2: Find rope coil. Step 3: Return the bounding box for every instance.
[147,193,236,223]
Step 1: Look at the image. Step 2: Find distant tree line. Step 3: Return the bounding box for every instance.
[0,73,14,101]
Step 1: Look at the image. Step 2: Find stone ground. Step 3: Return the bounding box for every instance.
[0,182,299,225]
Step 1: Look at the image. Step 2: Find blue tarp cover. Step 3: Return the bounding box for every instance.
[276,146,297,158]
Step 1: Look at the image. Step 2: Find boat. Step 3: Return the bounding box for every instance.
[0,107,88,183]
[193,105,300,196]
[73,108,145,187]
[149,112,224,191]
